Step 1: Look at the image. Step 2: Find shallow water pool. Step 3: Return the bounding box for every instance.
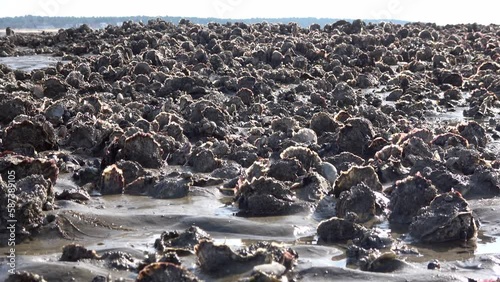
[0,54,61,71]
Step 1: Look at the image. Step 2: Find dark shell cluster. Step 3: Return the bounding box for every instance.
[1,18,500,281]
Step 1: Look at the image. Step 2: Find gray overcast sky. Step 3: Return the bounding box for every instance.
[0,0,499,25]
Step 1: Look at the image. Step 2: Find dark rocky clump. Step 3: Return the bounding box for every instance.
[195,239,297,275]
[154,226,211,253]
[388,174,438,224]
[325,152,364,173]
[43,77,69,98]
[5,272,47,282]
[15,174,54,209]
[409,191,478,243]
[124,175,158,195]
[359,251,409,273]
[332,82,358,107]
[457,121,488,148]
[235,177,307,216]
[99,164,124,195]
[280,146,322,171]
[60,243,100,261]
[115,160,145,185]
[0,172,56,244]
[3,118,58,153]
[187,147,221,173]
[120,133,163,168]
[136,263,199,282]
[333,165,383,197]
[336,118,375,158]
[401,137,433,167]
[445,147,485,175]
[55,188,91,202]
[310,112,340,135]
[336,183,387,223]
[317,217,367,243]
[59,243,139,271]
[268,158,306,182]
[148,176,192,199]
[0,154,59,183]
[467,167,500,197]
[0,94,36,124]
[295,172,330,202]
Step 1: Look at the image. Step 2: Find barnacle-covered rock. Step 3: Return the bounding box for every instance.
[409,191,478,243]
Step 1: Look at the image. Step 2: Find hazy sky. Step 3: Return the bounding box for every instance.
[1,0,499,25]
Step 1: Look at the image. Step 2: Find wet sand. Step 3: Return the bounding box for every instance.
[1,169,500,281]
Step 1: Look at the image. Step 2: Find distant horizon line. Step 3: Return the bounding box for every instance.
[0,14,405,21]
[0,15,411,30]
[0,15,495,28]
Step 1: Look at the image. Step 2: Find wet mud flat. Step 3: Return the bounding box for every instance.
[0,20,500,281]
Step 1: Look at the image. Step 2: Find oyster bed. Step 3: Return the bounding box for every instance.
[0,20,500,281]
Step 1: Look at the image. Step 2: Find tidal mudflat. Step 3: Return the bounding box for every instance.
[0,20,500,281]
